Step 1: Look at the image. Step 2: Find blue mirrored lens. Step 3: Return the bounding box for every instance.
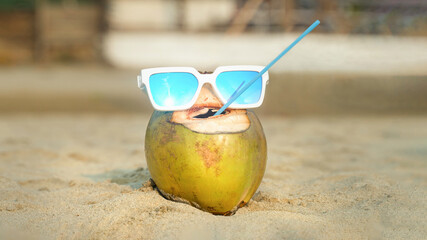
[149,72,198,108]
[216,71,262,105]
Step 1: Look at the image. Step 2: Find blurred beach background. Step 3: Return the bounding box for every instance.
[1,0,426,239]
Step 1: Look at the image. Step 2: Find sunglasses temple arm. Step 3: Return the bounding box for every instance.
[213,19,320,116]
[137,75,148,95]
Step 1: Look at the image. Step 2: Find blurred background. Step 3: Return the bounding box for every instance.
[1,0,427,115]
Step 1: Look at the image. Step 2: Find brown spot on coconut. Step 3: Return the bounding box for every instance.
[145,83,267,215]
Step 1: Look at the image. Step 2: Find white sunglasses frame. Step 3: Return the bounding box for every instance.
[137,65,269,111]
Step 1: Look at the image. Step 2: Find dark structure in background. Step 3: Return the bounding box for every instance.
[0,0,426,64]
[0,0,105,63]
[0,0,35,64]
[233,0,427,34]
[34,0,106,62]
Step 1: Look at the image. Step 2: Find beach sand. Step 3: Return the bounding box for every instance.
[0,114,426,239]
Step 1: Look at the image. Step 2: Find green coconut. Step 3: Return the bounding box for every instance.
[145,86,267,215]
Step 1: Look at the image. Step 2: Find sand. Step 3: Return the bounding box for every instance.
[0,113,426,240]
[1,66,427,116]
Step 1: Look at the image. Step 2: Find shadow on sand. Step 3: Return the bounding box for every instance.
[85,168,151,189]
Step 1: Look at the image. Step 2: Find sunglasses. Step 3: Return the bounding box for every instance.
[137,66,269,111]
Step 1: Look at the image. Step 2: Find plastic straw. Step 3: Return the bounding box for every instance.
[214,20,320,116]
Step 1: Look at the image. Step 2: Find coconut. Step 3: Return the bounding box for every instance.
[145,85,267,215]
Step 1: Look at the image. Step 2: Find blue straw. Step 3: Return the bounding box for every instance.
[214,20,320,116]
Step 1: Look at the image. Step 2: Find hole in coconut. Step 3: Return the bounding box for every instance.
[193,109,226,119]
